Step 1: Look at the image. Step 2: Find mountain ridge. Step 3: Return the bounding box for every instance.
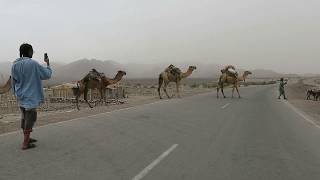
[0,59,300,85]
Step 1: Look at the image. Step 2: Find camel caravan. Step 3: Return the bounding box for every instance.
[0,63,255,112]
[157,64,253,99]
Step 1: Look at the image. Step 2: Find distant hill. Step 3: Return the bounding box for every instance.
[52,59,123,83]
[52,59,223,82]
[250,69,283,78]
[0,58,295,86]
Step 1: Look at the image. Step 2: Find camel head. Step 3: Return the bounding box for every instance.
[241,71,252,82]
[114,70,127,81]
[117,70,127,77]
[243,71,252,76]
[188,66,197,72]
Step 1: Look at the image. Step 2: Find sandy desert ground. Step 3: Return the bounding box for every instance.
[286,77,320,125]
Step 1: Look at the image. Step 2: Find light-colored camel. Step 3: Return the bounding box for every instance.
[217,71,252,98]
[158,66,197,99]
[73,70,126,110]
[0,76,12,94]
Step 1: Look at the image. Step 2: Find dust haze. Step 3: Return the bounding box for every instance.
[0,0,319,74]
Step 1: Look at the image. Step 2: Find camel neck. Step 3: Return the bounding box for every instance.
[238,73,248,81]
[181,69,193,79]
[109,73,123,84]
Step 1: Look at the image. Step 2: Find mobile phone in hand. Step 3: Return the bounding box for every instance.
[44,53,48,60]
[44,53,50,66]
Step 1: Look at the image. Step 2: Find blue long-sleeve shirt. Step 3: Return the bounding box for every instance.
[11,57,52,109]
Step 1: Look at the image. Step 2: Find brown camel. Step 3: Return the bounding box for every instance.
[217,71,252,98]
[72,69,126,110]
[158,65,197,99]
[0,76,12,94]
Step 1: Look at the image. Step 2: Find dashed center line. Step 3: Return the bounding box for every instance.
[132,144,178,180]
[221,103,231,109]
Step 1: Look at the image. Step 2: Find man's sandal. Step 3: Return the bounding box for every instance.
[22,143,36,150]
[29,138,38,143]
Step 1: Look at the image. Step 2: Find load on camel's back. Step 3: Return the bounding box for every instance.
[306,89,320,101]
[220,65,238,79]
[165,64,182,80]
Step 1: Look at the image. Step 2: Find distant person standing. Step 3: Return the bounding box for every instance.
[278,78,288,100]
[11,43,52,150]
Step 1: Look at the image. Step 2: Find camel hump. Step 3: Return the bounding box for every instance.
[165,64,181,76]
[225,65,236,70]
[165,64,175,72]
[86,69,104,82]
[222,65,236,72]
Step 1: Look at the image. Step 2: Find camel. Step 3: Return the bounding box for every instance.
[306,89,320,101]
[158,65,197,99]
[216,71,252,98]
[0,76,12,94]
[72,69,126,110]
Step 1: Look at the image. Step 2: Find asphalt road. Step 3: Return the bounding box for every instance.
[0,85,320,180]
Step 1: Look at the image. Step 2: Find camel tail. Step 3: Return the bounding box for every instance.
[0,76,12,94]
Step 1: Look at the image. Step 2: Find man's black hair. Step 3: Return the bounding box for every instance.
[19,43,33,57]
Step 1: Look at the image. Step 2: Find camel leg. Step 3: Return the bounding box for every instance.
[232,86,235,98]
[235,86,241,98]
[84,88,93,108]
[176,81,181,98]
[99,88,105,105]
[103,89,108,105]
[163,83,171,99]
[75,85,85,110]
[158,87,162,99]
[76,94,80,110]
[221,88,226,98]
[216,86,220,98]
[158,83,162,99]
[158,76,163,99]
[220,84,226,98]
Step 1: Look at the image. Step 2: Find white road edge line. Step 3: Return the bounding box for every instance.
[0,99,173,137]
[132,144,178,180]
[284,101,320,129]
[221,103,230,109]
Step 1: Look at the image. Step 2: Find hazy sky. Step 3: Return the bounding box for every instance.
[0,0,319,74]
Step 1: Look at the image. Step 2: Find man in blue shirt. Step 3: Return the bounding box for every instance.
[11,43,52,150]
